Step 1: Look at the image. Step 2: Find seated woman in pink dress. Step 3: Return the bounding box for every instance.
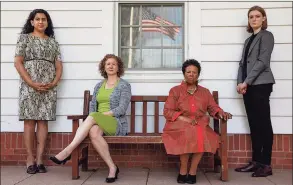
[162,59,232,184]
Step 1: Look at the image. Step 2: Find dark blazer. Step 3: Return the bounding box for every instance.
[237,30,275,85]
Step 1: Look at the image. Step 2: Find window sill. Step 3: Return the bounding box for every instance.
[123,70,183,83]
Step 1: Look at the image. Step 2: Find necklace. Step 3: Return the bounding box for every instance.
[187,87,197,95]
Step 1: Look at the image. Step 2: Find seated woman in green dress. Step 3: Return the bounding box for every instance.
[50,54,131,183]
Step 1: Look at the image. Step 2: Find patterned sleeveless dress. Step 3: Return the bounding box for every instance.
[15,34,62,121]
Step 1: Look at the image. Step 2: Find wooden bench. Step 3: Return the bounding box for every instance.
[67,90,228,181]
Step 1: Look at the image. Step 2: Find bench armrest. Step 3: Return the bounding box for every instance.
[67,115,88,133]
[67,115,88,120]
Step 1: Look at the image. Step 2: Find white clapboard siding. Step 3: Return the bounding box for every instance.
[2,115,292,134]
[201,44,292,62]
[201,2,292,9]
[222,99,292,117]
[201,62,292,80]
[2,97,291,117]
[1,45,109,62]
[202,26,292,44]
[2,62,291,80]
[4,26,291,46]
[2,43,291,62]
[1,80,292,99]
[202,8,292,26]
[1,28,104,45]
[1,11,104,28]
[1,2,111,10]
[199,80,292,98]
[226,116,292,134]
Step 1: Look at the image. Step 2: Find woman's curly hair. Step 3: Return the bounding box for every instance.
[21,9,55,37]
[99,54,125,78]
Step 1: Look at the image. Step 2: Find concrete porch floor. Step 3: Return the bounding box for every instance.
[1,166,292,185]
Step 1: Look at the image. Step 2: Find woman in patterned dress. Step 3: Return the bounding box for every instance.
[50,54,131,183]
[162,59,232,184]
[14,9,63,174]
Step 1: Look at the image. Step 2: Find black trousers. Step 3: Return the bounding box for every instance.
[243,83,274,165]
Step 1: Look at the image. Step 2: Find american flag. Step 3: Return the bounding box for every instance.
[141,8,180,40]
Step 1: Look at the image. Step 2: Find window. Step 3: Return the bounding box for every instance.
[119,4,184,69]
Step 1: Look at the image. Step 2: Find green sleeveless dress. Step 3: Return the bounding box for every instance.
[89,81,118,136]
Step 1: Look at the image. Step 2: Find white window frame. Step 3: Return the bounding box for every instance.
[114,2,201,83]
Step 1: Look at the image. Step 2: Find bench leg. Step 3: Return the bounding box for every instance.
[214,151,221,173]
[220,120,228,181]
[220,148,228,181]
[81,146,88,171]
[72,147,80,180]
[219,144,228,181]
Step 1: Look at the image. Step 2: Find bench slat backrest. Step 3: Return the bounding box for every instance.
[83,90,219,135]
[128,96,168,136]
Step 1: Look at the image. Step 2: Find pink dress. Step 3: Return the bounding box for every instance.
[162,81,224,155]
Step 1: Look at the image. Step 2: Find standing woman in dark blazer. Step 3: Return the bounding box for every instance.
[235,6,275,177]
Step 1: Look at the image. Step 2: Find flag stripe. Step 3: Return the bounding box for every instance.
[141,8,180,40]
[141,27,171,36]
[154,18,180,33]
[142,20,180,33]
[142,20,161,26]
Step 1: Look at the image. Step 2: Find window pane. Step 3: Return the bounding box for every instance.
[121,28,140,47]
[121,6,140,25]
[119,4,184,69]
[142,49,161,68]
[141,27,161,47]
[162,27,183,47]
[163,49,182,68]
[121,49,140,68]
[161,6,183,26]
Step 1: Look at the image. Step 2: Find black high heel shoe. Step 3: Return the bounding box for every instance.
[49,155,71,165]
[186,174,196,184]
[106,165,120,183]
[177,174,187,184]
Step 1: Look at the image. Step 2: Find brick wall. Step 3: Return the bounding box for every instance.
[1,133,292,169]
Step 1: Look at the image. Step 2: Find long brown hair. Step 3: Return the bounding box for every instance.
[246,6,268,33]
[21,9,55,37]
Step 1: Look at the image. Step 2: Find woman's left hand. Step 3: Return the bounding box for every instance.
[43,82,57,90]
[237,82,247,94]
[103,111,113,116]
[216,111,233,121]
